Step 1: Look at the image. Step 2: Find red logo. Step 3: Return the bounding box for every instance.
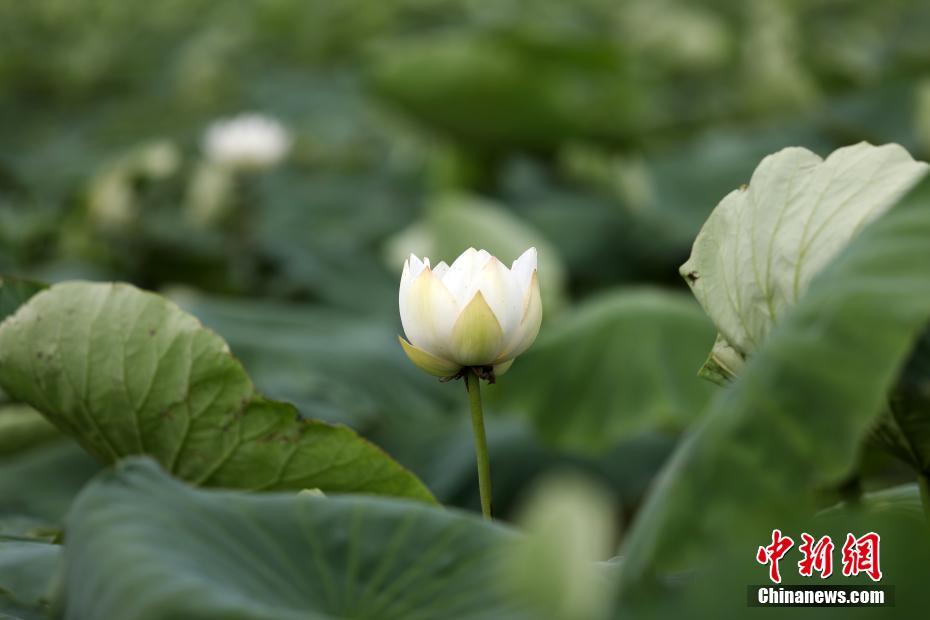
[797,534,834,579]
[756,529,794,584]
[841,532,882,582]
[757,530,880,583]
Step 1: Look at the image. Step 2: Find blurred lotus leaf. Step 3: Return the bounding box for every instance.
[0,539,60,618]
[369,30,644,149]
[57,458,527,620]
[489,289,715,452]
[620,175,930,600]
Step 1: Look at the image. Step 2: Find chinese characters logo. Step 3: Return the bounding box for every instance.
[756,530,881,583]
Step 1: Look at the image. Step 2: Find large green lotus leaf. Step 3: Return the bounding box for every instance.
[168,290,456,432]
[680,142,928,361]
[59,458,529,620]
[0,282,433,502]
[618,176,930,603]
[488,288,716,453]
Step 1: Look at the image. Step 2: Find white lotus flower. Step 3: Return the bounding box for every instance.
[399,247,542,378]
[203,113,291,170]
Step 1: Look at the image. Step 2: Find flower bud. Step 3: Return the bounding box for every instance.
[398,247,542,379]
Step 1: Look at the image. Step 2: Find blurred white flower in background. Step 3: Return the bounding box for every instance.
[398,247,542,378]
[203,113,291,170]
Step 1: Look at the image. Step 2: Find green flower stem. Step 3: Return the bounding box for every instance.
[465,370,493,520]
[919,472,930,534]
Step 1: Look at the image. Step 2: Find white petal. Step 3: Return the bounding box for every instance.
[474,257,522,338]
[432,261,450,279]
[399,267,458,358]
[442,247,493,307]
[407,253,428,278]
[399,254,431,343]
[510,247,537,297]
[398,259,413,337]
[439,248,475,303]
[448,247,477,271]
[495,271,542,362]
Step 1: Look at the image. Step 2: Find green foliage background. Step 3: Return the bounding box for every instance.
[2,0,930,618]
